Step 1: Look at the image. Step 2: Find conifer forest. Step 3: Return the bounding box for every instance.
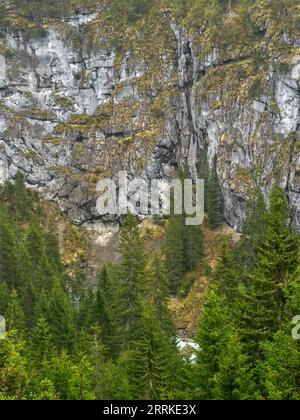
[0,0,299,401]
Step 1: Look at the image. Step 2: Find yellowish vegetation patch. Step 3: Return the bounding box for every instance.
[170,223,241,335]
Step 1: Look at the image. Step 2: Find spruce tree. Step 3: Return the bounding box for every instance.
[164,171,204,294]
[43,351,78,400]
[40,280,75,351]
[26,222,56,292]
[5,289,25,337]
[184,224,204,272]
[258,274,300,400]
[30,316,55,364]
[198,144,209,213]
[20,276,38,331]
[118,214,147,350]
[259,328,300,400]
[212,330,255,400]
[238,184,299,357]
[165,212,184,294]
[70,355,95,400]
[44,227,63,276]
[194,289,229,399]
[100,355,132,400]
[238,188,266,274]
[207,155,223,229]
[214,239,239,304]
[147,255,176,339]
[33,288,49,323]
[76,288,96,330]
[128,306,176,399]
[73,326,106,400]
[0,332,29,399]
[96,264,122,358]
[93,265,114,347]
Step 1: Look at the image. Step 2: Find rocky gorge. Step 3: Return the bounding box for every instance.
[0,1,299,234]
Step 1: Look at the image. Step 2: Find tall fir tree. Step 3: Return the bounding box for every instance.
[128,306,176,399]
[212,329,255,400]
[259,327,300,400]
[214,238,239,304]
[184,224,204,272]
[207,155,224,229]
[194,288,230,399]
[44,227,63,276]
[93,265,114,347]
[146,255,176,339]
[38,280,75,352]
[5,289,25,337]
[118,214,147,351]
[164,171,204,294]
[165,212,185,294]
[42,351,84,400]
[76,288,95,330]
[0,332,29,400]
[238,184,299,357]
[237,188,266,274]
[25,222,56,293]
[198,144,209,212]
[30,315,55,365]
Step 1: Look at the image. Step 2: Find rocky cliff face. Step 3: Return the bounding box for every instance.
[0,4,299,232]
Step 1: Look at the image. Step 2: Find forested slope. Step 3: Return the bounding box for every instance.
[0,177,299,400]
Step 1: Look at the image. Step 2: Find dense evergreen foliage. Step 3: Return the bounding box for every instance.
[165,184,204,295]
[0,177,179,399]
[207,155,224,229]
[0,0,299,401]
[0,175,299,400]
[191,184,300,400]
